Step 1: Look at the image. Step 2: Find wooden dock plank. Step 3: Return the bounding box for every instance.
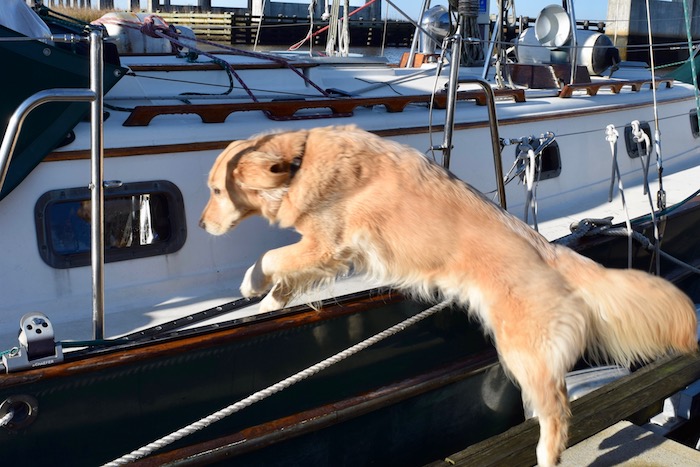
[425,353,700,467]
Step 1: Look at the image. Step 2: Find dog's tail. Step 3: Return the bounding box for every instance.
[552,247,698,366]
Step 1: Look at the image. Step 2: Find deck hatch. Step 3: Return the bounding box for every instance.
[34,180,186,268]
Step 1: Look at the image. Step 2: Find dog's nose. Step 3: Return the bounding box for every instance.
[198,218,206,229]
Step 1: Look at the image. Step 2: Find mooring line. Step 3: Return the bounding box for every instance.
[102,299,453,466]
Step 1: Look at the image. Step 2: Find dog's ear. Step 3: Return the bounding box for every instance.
[234,130,308,190]
[234,152,292,190]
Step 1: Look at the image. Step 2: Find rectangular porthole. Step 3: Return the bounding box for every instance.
[516,140,561,181]
[35,180,186,269]
[690,110,700,138]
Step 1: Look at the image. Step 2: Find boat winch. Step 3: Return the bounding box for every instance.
[1,312,63,373]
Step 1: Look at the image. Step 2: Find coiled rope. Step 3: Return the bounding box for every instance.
[102,299,453,466]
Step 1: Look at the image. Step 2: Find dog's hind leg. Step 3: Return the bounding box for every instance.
[498,344,570,467]
[486,286,584,467]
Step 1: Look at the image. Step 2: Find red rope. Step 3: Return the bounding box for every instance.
[288,0,379,51]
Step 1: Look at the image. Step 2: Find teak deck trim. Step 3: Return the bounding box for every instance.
[559,77,675,98]
[0,291,402,387]
[122,88,526,126]
[425,352,700,467]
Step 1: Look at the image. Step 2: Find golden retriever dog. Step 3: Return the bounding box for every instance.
[200,125,698,466]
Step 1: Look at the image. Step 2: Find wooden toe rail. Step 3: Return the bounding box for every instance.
[559,77,674,98]
[122,88,526,126]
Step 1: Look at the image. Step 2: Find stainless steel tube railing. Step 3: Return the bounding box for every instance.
[0,29,107,340]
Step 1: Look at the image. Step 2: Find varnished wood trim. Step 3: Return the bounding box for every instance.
[45,140,230,162]
[45,93,692,161]
[0,292,401,388]
[559,77,674,98]
[121,89,526,127]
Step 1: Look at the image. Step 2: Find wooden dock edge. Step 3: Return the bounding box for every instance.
[425,352,700,467]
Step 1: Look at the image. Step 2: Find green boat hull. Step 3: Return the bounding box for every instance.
[0,25,125,201]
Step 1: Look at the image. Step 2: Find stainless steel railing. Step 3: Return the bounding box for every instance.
[0,29,107,340]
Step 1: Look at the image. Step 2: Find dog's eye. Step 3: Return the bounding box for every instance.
[213,188,221,195]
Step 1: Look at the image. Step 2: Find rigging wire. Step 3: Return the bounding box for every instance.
[644,0,666,212]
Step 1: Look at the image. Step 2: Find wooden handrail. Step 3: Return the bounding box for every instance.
[122,88,526,126]
[559,78,674,98]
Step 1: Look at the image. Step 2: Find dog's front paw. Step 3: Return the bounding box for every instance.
[240,262,272,298]
[258,292,287,313]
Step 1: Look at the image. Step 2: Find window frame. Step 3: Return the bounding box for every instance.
[34,180,187,269]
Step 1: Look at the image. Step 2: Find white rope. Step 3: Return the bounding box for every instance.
[631,120,662,275]
[338,0,351,57]
[102,299,453,466]
[605,124,633,268]
[523,147,539,231]
[325,0,340,56]
[0,410,13,427]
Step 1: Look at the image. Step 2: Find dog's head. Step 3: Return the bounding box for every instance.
[199,130,308,235]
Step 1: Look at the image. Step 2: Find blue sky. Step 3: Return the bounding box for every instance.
[113,1,610,22]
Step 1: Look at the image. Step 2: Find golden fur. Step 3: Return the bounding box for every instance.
[200,125,698,466]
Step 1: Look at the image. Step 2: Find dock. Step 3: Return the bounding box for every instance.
[425,353,700,466]
[560,421,700,465]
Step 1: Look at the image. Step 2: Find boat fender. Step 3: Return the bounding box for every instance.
[518,5,620,76]
[516,27,619,76]
[575,30,620,76]
[535,4,571,49]
[93,12,174,54]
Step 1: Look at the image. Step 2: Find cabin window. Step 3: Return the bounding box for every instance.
[690,110,700,138]
[516,140,561,181]
[35,180,186,268]
[623,122,652,158]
